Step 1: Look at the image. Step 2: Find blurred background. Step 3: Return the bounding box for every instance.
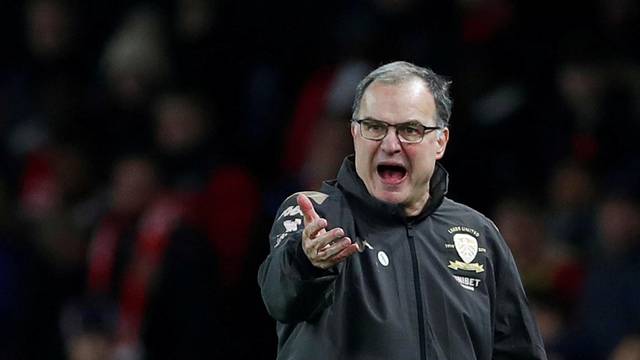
[1,0,639,359]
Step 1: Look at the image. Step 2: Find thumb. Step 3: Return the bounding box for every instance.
[297,193,319,226]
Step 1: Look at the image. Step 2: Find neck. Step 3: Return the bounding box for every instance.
[403,188,430,217]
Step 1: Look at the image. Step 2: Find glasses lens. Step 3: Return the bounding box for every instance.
[398,124,424,143]
[361,120,387,140]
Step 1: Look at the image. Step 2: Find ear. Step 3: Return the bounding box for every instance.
[435,128,449,160]
[351,122,357,139]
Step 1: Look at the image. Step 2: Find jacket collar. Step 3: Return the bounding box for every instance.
[330,155,448,223]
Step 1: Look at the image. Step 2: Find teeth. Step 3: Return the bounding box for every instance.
[377,165,407,182]
[378,165,406,172]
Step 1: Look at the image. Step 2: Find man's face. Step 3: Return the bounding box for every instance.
[352,78,449,215]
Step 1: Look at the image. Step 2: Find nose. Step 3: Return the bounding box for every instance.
[380,127,402,154]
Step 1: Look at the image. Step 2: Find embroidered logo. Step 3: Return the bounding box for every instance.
[448,261,484,273]
[274,233,287,248]
[273,191,327,248]
[283,218,302,232]
[446,227,486,273]
[453,233,478,263]
[277,205,302,220]
[273,218,302,248]
[453,275,482,291]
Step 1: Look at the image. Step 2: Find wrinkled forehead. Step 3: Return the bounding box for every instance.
[358,78,437,124]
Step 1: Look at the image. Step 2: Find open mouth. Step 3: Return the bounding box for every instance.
[377,164,407,184]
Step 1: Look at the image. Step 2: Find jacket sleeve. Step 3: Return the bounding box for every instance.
[489,222,548,360]
[257,193,338,323]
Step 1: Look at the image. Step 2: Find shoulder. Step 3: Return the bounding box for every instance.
[282,191,331,206]
[437,197,504,243]
[438,198,495,226]
[274,189,343,219]
[269,190,345,247]
[275,191,329,213]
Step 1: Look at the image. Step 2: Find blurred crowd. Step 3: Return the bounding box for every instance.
[1,0,639,359]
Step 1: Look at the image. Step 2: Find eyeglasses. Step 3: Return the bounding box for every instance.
[352,118,442,144]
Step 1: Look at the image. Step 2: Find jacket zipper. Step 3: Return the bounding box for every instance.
[406,222,427,360]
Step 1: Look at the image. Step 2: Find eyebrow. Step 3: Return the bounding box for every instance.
[358,116,429,126]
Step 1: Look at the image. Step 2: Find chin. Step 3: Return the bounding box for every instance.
[373,190,406,205]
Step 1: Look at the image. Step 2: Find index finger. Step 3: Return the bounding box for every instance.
[297,193,319,225]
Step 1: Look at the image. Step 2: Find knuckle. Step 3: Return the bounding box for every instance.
[303,242,313,253]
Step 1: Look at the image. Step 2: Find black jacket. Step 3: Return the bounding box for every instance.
[258,156,547,360]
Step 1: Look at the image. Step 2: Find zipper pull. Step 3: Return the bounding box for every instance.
[406,223,415,238]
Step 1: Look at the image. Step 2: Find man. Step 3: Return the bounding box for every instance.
[258,61,547,359]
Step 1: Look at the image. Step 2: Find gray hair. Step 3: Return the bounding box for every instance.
[351,61,453,127]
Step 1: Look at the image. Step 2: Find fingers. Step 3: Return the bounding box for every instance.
[331,243,360,263]
[312,227,343,252]
[303,217,327,241]
[302,226,342,256]
[297,193,358,269]
[297,193,319,226]
[312,239,359,269]
[317,237,351,259]
[298,193,329,245]
[303,227,358,269]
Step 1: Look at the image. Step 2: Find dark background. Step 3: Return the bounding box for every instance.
[1,0,640,359]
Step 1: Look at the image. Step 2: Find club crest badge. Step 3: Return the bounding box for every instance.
[453,233,478,263]
[446,227,485,273]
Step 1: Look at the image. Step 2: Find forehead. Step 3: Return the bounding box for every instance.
[358,78,436,124]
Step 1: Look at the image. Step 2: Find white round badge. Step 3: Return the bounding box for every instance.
[377,251,390,267]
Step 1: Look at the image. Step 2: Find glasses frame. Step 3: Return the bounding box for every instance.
[352,118,442,144]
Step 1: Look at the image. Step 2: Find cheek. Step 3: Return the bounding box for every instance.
[354,141,379,179]
[406,146,435,176]
[355,139,375,161]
